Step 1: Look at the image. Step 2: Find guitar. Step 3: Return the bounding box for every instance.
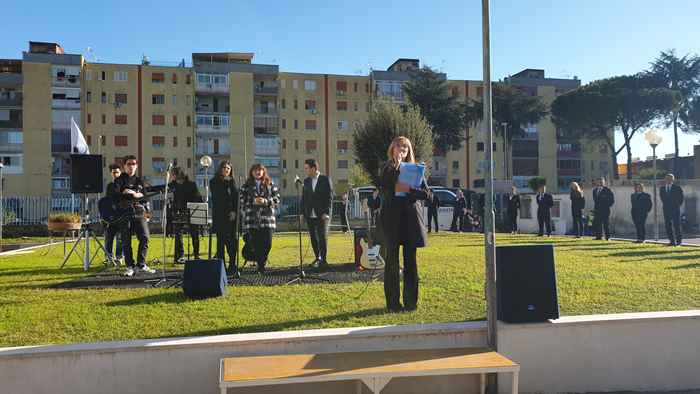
[358,198,385,270]
[99,189,162,226]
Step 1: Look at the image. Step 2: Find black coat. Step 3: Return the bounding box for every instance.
[301,174,333,217]
[210,176,239,233]
[659,184,684,214]
[455,196,467,216]
[536,193,554,214]
[378,161,428,248]
[426,194,440,212]
[570,191,585,212]
[507,194,520,215]
[168,180,202,211]
[593,186,615,214]
[630,192,652,219]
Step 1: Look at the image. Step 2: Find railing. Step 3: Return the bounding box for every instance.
[52,78,80,88]
[195,82,229,93]
[52,99,81,110]
[254,86,279,95]
[0,94,22,107]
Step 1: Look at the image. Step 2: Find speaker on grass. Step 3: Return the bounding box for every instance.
[496,244,559,323]
[182,259,227,299]
[70,154,103,194]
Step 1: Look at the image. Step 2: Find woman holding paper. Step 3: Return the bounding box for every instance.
[378,136,428,312]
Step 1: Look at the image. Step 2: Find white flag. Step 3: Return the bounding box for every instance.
[70,117,90,154]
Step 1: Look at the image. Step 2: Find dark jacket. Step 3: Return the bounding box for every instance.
[570,190,585,212]
[301,174,334,217]
[593,186,615,213]
[659,184,684,214]
[113,173,148,214]
[168,179,202,211]
[210,176,239,233]
[536,192,554,214]
[239,179,281,231]
[507,194,520,215]
[378,161,428,248]
[455,196,467,215]
[426,193,440,212]
[631,192,652,219]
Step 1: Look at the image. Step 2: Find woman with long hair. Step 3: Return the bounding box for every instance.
[378,136,428,312]
[239,163,280,273]
[570,181,586,238]
[210,160,239,274]
[168,166,203,262]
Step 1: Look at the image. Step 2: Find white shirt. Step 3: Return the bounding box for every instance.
[310,173,320,218]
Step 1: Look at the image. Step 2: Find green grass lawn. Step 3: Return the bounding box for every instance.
[0,232,699,347]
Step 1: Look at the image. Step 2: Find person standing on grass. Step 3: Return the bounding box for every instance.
[104,163,124,266]
[630,182,652,243]
[339,192,350,233]
[301,158,334,269]
[536,184,554,237]
[210,160,239,274]
[592,177,615,241]
[569,182,585,238]
[506,185,520,234]
[451,190,467,232]
[378,136,428,312]
[660,173,684,246]
[426,190,440,233]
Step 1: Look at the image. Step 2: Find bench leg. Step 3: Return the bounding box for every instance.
[356,380,363,394]
[479,373,486,394]
[512,371,519,394]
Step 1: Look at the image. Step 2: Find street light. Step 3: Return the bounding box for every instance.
[200,155,213,203]
[644,129,663,241]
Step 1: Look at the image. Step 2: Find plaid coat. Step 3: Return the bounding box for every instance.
[239,180,281,230]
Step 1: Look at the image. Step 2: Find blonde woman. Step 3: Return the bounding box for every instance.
[378,136,428,312]
[570,182,585,238]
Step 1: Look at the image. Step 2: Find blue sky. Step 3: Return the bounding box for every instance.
[3,0,699,160]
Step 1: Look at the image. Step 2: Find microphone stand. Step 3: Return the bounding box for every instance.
[148,164,172,287]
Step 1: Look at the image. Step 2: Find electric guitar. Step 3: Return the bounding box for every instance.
[98,189,162,226]
[358,198,385,270]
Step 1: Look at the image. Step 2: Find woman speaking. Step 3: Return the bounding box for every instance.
[378,136,428,312]
[210,160,239,274]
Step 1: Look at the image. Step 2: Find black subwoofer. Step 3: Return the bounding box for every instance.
[182,259,227,299]
[70,154,103,194]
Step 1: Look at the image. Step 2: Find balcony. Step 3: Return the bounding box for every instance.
[196,146,231,156]
[254,86,279,95]
[0,143,22,154]
[254,115,279,134]
[0,92,22,107]
[195,81,229,94]
[52,98,81,110]
[195,114,230,135]
[557,168,582,176]
[52,77,80,88]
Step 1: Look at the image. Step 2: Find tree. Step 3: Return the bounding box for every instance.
[353,100,433,186]
[462,83,547,177]
[648,50,700,172]
[527,176,547,191]
[552,74,679,179]
[688,98,700,130]
[348,165,372,187]
[403,67,465,153]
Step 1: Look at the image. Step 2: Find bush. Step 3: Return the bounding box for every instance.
[528,177,547,191]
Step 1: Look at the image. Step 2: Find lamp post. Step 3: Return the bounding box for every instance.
[200,155,213,258]
[645,129,663,241]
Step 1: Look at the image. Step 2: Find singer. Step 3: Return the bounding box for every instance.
[378,136,428,312]
[168,166,203,262]
[239,164,280,273]
[300,159,334,269]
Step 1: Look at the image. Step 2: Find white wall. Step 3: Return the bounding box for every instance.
[497,310,700,394]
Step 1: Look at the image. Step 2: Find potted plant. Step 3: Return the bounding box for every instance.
[47,212,82,232]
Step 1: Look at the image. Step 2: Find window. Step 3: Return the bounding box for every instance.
[173,137,178,147]
[337,101,348,111]
[365,83,370,93]
[187,137,191,147]
[294,119,299,129]
[304,80,317,91]
[452,179,460,188]
[152,115,165,125]
[86,135,92,145]
[336,81,347,95]
[172,73,178,84]
[172,115,178,126]
[85,70,92,81]
[354,101,358,111]
[101,136,106,146]
[99,71,106,81]
[292,80,299,89]
[114,136,128,146]
[281,99,286,109]
[114,71,128,82]
[187,158,192,168]
[305,119,317,130]
[305,100,316,111]
[473,179,485,188]
[186,74,191,84]
[293,99,298,110]
[354,82,358,92]
[101,92,107,103]
[186,116,191,127]
[101,114,106,124]
[152,157,166,173]
[477,142,485,151]
[294,140,299,150]
[338,160,349,169]
[281,119,286,129]
[115,93,127,105]
[305,140,317,153]
[280,79,286,89]
[152,136,165,147]
[115,114,128,124]
[337,140,348,153]
[172,95,177,105]
[87,114,92,124]
[512,158,538,176]
[337,120,348,131]
[282,139,286,149]
[152,94,165,105]
[295,159,299,169]
[452,161,459,170]
[186,95,191,105]
[282,159,287,169]
[86,91,92,103]
[152,73,165,83]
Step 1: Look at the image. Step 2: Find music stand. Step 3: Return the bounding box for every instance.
[286,178,332,285]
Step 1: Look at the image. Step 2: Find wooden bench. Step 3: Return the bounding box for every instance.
[219,347,519,394]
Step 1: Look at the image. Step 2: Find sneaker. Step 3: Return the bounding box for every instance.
[139,264,157,274]
[116,257,123,267]
[176,257,186,264]
[124,267,135,277]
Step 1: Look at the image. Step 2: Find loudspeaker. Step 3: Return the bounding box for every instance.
[496,244,559,323]
[182,259,227,299]
[70,154,103,194]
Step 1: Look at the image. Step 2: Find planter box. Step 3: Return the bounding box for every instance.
[47,221,82,232]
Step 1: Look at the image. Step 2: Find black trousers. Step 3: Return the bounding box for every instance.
[251,228,273,268]
[593,210,611,239]
[216,227,238,270]
[384,243,418,310]
[508,211,518,232]
[121,215,149,267]
[664,210,682,245]
[427,209,439,232]
[572,209,584,237]
[307,217,329,262]
[174,225,199,260]
[538,210,552,235]
[633,214,647,241]
[104,224,123,259]
[451,212,464,232]
[339,210,349,232]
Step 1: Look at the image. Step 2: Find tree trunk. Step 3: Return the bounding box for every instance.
[607,138,619,180]
[625,139,633,180]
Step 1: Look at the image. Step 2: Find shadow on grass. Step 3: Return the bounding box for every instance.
[670,263,700,270]
[609,249,697,258]
[0,267,87,278]
[105,292,188,306]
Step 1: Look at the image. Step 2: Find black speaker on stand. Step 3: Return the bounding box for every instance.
[496,244,559,323]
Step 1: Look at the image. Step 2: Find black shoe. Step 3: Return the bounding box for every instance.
[667,242,676,247]
[537,234,544,237]
[310,259,321,268]
[318,260,330,270]
[257,262,266,274]
[404,305,417,311]
[387,304,403,313]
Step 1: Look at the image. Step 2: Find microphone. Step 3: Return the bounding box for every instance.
[166,162,173,172]
[294,175,302,185]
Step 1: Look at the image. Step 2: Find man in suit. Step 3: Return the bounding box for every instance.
[301,159,334,268]
[592,177,615,240]
[630,182,652,243]
[451,190,467,232]
[426,191,440,233]
[659,173,684,246]
[536,184,554,236]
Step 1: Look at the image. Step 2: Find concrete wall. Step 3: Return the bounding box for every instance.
[0,322,487,394]
[498,310,700,394]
